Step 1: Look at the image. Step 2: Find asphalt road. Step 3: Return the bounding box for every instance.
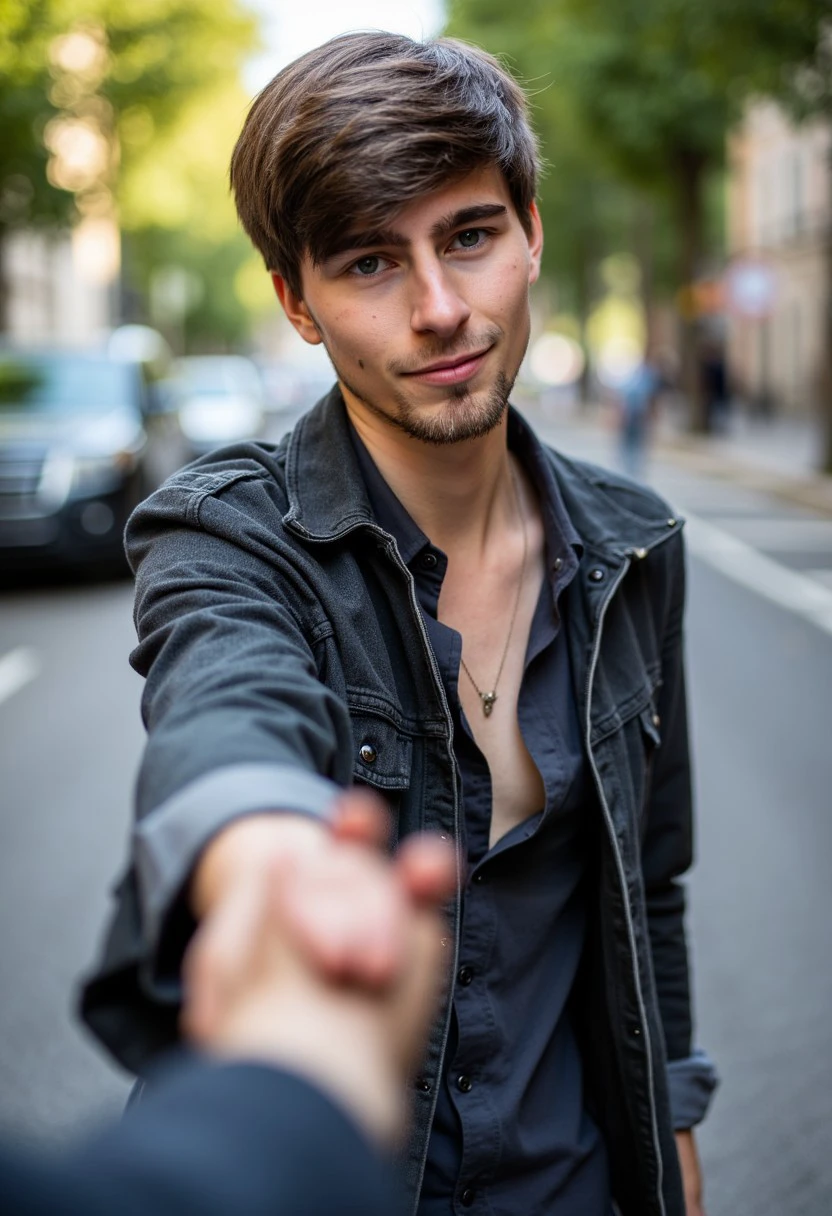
[1,406,830,1213]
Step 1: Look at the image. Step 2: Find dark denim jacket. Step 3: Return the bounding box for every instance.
[81,389,717,1216]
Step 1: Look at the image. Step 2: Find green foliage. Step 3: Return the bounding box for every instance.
[0,0,259,346]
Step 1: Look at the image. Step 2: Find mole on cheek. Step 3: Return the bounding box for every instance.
[358,358,365,369]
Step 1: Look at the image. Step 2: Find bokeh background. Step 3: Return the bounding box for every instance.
[1,3,831,1214]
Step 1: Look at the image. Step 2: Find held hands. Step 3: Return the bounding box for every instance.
[181,795,457,1145]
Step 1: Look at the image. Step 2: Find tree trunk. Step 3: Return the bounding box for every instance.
[634,199,656,344]
[0,229,9,334]
[576,243,591,407]
[674,149,707,432]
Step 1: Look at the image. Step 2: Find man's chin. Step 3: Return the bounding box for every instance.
[337,368,513,446]
[399,374,512,445]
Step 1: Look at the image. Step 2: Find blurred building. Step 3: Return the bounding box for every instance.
[4,220,118,347]
[726,101,831,416]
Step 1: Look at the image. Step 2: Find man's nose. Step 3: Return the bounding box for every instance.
[409,265,471,337]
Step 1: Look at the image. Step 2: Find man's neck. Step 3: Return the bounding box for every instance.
[345,397,517,557]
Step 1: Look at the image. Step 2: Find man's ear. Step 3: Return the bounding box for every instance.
[271,272,323,346]
[526,202,543,287]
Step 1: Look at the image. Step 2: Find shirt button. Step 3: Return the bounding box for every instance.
[358,743,377,764]
[414,1078,431,1093]
[589,567,605,583]
[460,1188,476,1207]
[420,550,438,570]
[553,556,563,572]
[456,1074,473,1093]
[457,965,474,986]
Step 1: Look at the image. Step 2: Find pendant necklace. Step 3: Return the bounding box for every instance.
[458,464,528,718]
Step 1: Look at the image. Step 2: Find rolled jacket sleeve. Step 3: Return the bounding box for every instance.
[134,762,340,954]
[667,1048,720,1129]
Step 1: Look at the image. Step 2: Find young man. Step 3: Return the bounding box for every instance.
[82,32,717,1216]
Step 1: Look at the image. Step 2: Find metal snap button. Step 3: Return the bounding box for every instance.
[414,1078,431,1093]
[358,742,377,764]
[420,550,438,570]
[457,966,474,986]
[461,1188,475,1207]
[553,556,564,572]
[456,1074,473,1093]
[589,567,605,583]
[667,518,677,528]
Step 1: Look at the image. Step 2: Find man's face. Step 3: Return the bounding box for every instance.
[275,165,543,445]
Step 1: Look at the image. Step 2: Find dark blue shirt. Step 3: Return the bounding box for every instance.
[351,412,610,1216]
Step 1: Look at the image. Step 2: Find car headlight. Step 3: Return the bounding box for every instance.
[70,450,138,496]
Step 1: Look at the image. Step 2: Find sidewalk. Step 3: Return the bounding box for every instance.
[524,391,832,517]
[648,400,832,515]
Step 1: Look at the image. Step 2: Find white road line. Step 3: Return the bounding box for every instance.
[682,512,832,637]
[808,569,832,591]
[0,647,41,707]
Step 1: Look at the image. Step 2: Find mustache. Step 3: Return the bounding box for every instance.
[388,327,502,376]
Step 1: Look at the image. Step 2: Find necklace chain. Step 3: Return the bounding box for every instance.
[458,463,528,717]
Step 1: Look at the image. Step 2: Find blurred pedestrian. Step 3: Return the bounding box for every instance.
[617,348,662,479]
[83,31,717,1216]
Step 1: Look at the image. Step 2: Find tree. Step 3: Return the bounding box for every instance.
[0,0,257,336]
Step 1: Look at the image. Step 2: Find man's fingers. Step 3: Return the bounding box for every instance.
[395,833,458,907]
[274,845,408,988]
[330,791,391,851]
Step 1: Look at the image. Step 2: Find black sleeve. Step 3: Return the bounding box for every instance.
[0,1057,398,1216]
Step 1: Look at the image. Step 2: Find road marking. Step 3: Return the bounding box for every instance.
[0,647,41,707]
[683,513,832,637]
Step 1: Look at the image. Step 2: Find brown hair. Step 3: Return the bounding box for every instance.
[230,31,539,296]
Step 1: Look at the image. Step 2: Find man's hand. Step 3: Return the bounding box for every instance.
[190,799,423,990]
[675,1129,705,1216]
[181,793,457,1144]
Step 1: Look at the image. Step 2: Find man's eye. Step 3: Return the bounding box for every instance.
[456,229,484,249]
[352,255,382,276]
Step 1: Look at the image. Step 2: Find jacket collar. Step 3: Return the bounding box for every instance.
[283,385,680,560]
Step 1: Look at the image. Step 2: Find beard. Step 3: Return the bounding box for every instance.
[332,327,520,446]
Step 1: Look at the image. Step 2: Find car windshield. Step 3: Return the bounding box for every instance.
[0,353,135,414]
[175,358,262,399]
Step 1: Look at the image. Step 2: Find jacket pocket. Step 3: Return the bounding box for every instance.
[348,709,413,792]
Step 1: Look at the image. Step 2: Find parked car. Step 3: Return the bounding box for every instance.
[0,347,184,574]
[168,355,266,458]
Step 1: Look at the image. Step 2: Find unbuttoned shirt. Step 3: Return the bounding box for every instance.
[350,411,612,1216]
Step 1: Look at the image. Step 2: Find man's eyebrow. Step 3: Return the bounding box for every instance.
[322,203,509,263]
[429,203,508,239]
[322,228,409,261]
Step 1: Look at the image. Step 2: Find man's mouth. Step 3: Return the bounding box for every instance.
[402,346,493,387]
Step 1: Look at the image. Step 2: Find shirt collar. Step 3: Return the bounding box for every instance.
[348,410,583,586]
